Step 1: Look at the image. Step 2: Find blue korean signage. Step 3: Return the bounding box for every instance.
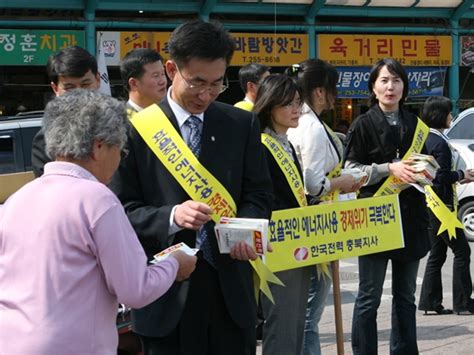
[337,67,447,98]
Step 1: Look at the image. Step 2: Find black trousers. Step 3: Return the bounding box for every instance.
[139,259,256,355]
[419,212,473,312]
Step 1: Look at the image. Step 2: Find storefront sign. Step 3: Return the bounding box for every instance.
[231,33,308,66]
[98,31,308,67]
[318,34,452,66]
[0,30,84,65]
[337,66,447,98]
[461,36,474,67]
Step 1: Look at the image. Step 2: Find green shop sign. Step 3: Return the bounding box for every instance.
[0,29,85,65]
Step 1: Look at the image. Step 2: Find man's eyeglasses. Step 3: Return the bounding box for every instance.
[176,64,228,95]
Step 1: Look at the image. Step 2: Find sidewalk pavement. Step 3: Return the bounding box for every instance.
[257,253,474,354]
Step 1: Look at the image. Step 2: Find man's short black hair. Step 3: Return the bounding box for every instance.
[238,63,269,93]
[422,96,453,129]
[46,46,98,85]
[168,20,235,67]
[120,48,163,91]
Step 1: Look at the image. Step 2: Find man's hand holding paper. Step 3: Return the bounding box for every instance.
[174,200,212,230]
[214,217,269,257]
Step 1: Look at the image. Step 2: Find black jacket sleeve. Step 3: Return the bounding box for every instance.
[31,129,51,177]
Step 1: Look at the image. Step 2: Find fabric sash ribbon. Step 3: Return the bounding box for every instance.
[130,104,283,303]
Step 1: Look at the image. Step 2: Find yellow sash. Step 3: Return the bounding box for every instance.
[423,135,463,240]
[320,123,343,202]
[320,163,342,202]
[130,104,283,302]
[424,185,463,240]
[374,118,429,197]
[261,133,307,208]
[311,123,345,278]
[373,119,462,239]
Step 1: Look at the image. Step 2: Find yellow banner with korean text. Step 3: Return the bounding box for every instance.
[318,34,452,66]
[264,194,404,272]
[113,31,308,67]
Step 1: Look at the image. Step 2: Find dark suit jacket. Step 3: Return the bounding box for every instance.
[345,105,430,262]
[31,129,50,177]
[425,132,462,207]
[109,99,273,337]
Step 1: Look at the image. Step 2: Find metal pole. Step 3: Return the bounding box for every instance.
[331,260,345,355]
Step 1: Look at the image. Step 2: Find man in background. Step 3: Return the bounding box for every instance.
[31,46,100,177]
[234,63,269,111]
[120,48,167,113]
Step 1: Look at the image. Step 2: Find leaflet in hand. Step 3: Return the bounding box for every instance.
[341,168,368,185]
[151,242,199,263]
[214,217,268,256]
[339,168,368,201]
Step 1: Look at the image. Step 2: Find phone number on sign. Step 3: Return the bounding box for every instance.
[242,56,281,64]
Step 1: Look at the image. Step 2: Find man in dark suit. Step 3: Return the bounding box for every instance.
[109,20,273,355]
[120,48,167,113]
[31,46,101,177]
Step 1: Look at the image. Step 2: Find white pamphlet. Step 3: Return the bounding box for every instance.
[151,242,199,263]
[214,217,268,256]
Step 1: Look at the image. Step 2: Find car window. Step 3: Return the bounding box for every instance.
[453,148,467,171]
[0,131,15,174]
[20,126,41,171]
[447,113,474,139]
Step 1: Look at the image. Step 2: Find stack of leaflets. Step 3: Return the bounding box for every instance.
[214,217,268,256]
[338,168,368,201]
[407,153,440,186]
[341,168,368,185]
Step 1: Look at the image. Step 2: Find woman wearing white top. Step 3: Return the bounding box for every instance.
[287,59,360,355]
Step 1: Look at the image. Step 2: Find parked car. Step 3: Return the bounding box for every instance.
[446,107,474,140]
[450,139,474,242]
[0,112,42,174]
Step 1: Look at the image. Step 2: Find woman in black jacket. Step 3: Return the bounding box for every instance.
[418,96,474,315]
[253,74,312,355]
[345,58,431,355]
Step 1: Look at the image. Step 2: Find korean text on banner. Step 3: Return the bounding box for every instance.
[265,194,404,273]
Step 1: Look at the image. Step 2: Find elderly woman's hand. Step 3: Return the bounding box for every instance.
[170,250,197,281]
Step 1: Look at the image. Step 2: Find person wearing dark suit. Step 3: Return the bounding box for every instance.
[31,46,101,177]
[345,59,430,354]
[253,74,312,355]
[418,96,474,315]
[120,48,167,113]
[109,20,273,355]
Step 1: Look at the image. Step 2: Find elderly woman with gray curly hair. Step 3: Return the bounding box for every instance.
[0,90,196,355]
